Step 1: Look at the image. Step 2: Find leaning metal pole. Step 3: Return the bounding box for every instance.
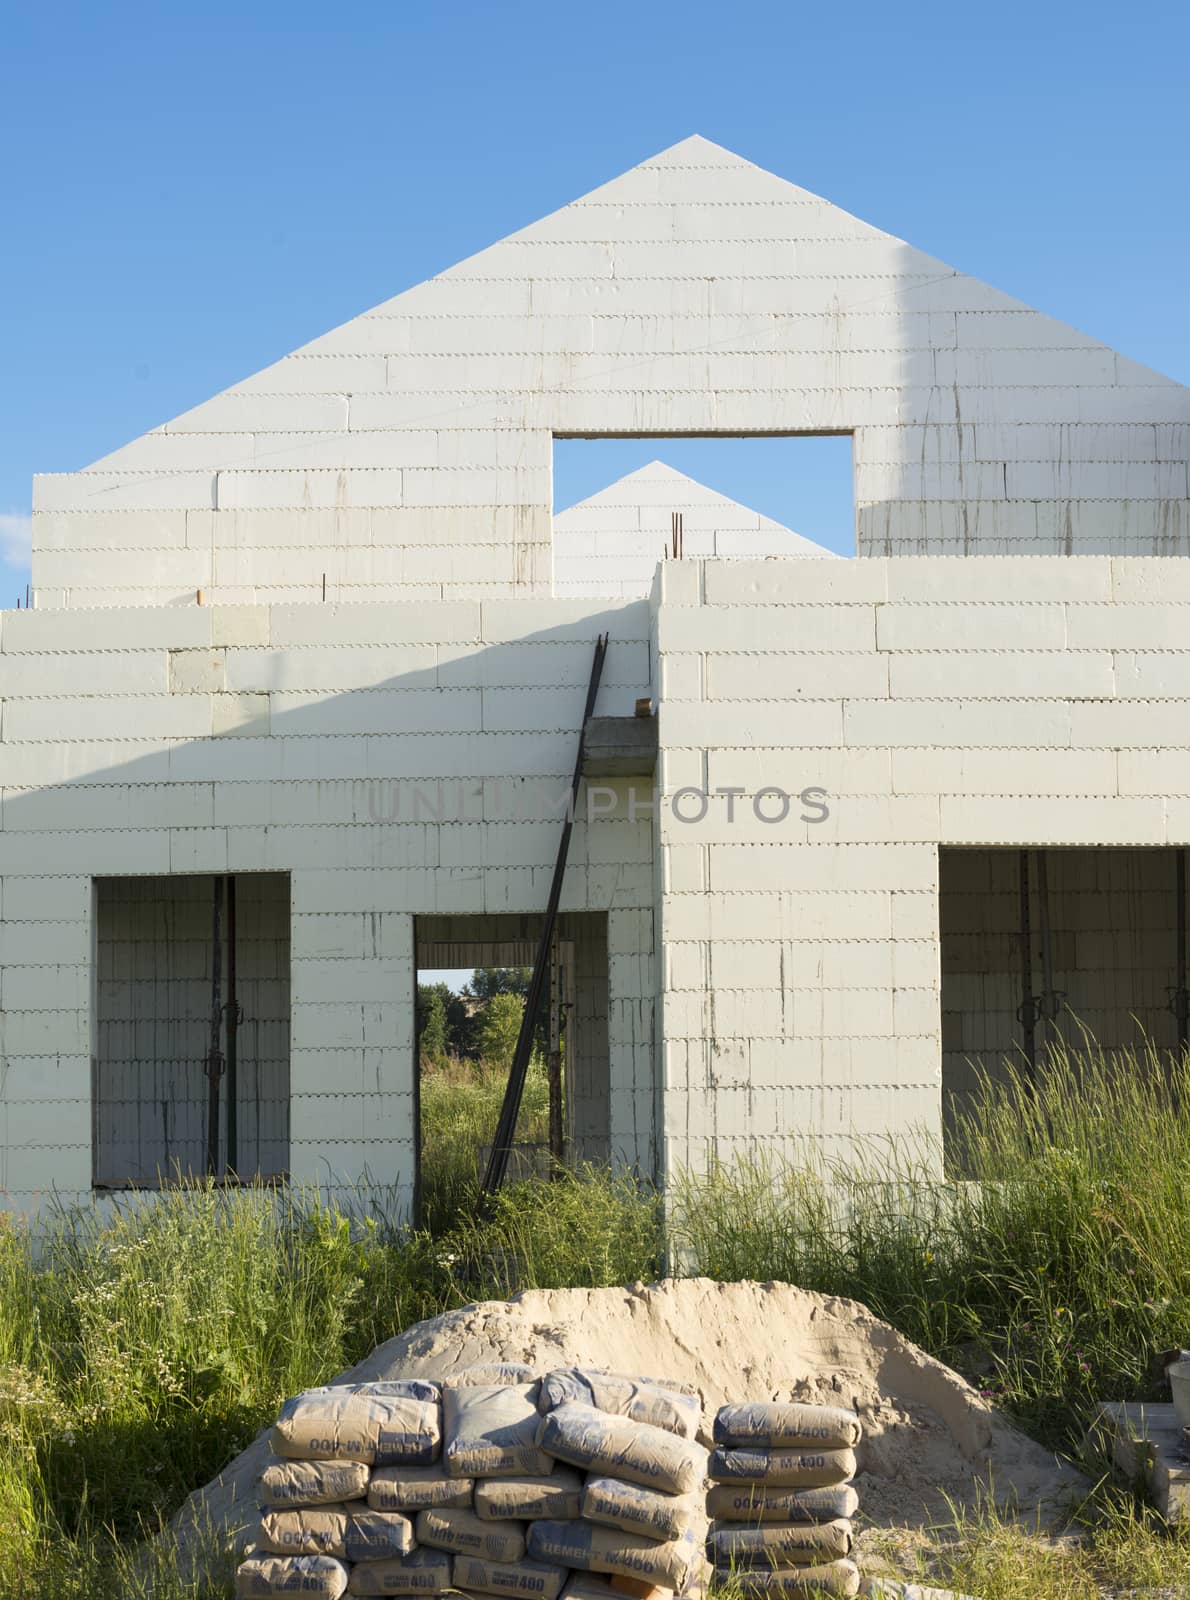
[477,633,608,1207]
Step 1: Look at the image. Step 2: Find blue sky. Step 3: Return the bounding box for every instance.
[2,0,1188,603]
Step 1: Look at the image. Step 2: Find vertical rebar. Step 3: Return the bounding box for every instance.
[206,875,225,1176]
[1036,848,1057,1048]
[225,874,239,1175]
[1018,849,1036,1073]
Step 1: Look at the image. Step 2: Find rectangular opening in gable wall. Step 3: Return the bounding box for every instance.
[940,846,1188,1160]
[414,912,609,1230]
[552,434,855,598]
[93,872,290,1189]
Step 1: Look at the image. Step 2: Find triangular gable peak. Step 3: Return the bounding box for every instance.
[34,136,1190,606]
[553,461,836,597]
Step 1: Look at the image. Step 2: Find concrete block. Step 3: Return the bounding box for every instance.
[708,842,934,892]
[885,555,1111,603]
[1111,653,1190,698]
[693,889,895,941]
[1066,604,1190,649]
[1118,749,1190,794]
[663,700,843,747]
[663,844,705,893]
[212,693,271,737]
[888,650,1113,700]
[272,686,480,737]
[658,562,702,606]
[658,605,875,654]
[709,941,782,989]
[0,651,167,697]
[659,653,701,700]
[0,877,91,922]
[226,643,436,694]
[1070,701,1190,747]
[270,602,481,648]
[5,695,211,744]
[212,605,271,647]
[1111,559,1190,603]
[0,964,88,1011]
[170,649,226,693]
[890,893,937,940]
[703,557,878,607]
[876,603,1066,652]
[705,747,891,794]
[895,746,1115,798]
[0,920,90,964]
[2,607,211,653]
[845,699,1072,748]
[34,471,216,512]
[939,794,1164,845]
[707,652,887,700]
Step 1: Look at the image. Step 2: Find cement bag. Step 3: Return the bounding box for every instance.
[706,1484,859,1525]
[581,1475,697,1541]
[257,1508,349,1557]
[718,1562,860,1599]
[445,1364,539,1388]
[443,1383,553,1478]
[236,1554,350,1598]
[344,1511,418,1563]
[708,1447,856,1488]
[540,1369,700,1441]
[306,1380,441,1405]
[273,1390,441,1466]
[346,1549,453,1596]
[527,1519,702,1591]
[536,1401,706,1496]
[259,1459,371,1509]
[709,1519,854,1567]
[475,1470,583,1521]
[714,1405,861,1451]
[368,1465,473,1512]
[452,1555,570,1600]
[415,1503,528,1562]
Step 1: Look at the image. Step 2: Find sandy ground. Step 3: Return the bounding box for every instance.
[163,1278,1086,1586]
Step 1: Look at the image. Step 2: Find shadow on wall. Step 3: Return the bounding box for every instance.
[0,603,658,1205]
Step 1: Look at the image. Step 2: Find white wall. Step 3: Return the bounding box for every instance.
[652,554,1190,1177]
[553,461,834,599]
[31,137,1190,608]
[0,597,655,1216]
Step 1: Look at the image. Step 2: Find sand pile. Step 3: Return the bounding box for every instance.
[165,1279,1082,1585]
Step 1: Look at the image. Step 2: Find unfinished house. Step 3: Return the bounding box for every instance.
[2,135,1189,1215]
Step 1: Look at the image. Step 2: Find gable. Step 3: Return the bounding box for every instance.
[32,135,1190,607]
[553,461,836,597]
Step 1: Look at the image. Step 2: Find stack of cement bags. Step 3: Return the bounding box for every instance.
[235,1366,709,1600]
[707,1402,862,1599]
[527,1368,710,1600]
[236,1379,451,1597]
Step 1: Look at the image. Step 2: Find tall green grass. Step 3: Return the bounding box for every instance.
[0,1167,661,1598]
[3,1035,1188,1595]
[419,1052,551,1233]
[671,1035,1190,1450]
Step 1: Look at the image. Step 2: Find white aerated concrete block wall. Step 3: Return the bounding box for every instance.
[0,598,655,1217]
[651,554,1190,1178]
[31,138,1189,608]
[553,462,836,598]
